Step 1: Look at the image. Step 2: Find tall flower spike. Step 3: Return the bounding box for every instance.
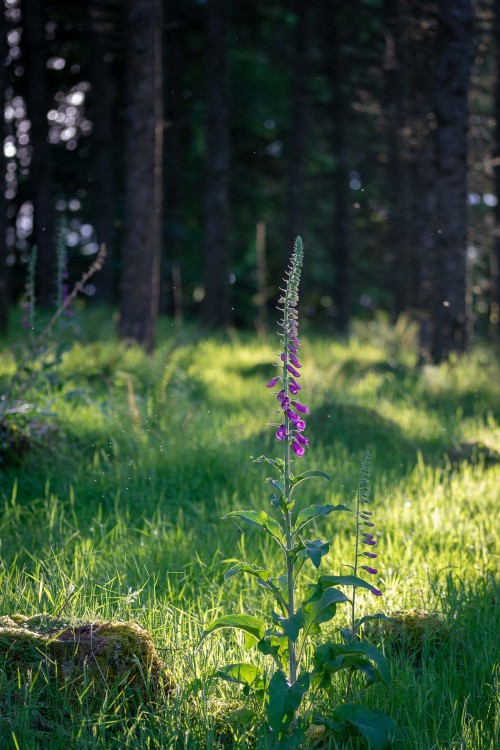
[268,237,309,456]
[354,451,382,596]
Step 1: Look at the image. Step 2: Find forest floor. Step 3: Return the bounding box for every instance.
[0,312,498,749]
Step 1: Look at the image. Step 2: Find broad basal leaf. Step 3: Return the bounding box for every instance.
[332,704,399,750]
[266,670,310,738]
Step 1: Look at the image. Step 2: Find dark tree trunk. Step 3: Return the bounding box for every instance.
[202,0,230,328]
[430,0,473,361]
[286,0,310,254]
[384,0,413,316]
[86,0,115,304]
[163,6,183,316]
[0,5,8,332]
[21,0,54,308]
[493,0,500,337]
[326,5,350,333]
[119,0,163,350]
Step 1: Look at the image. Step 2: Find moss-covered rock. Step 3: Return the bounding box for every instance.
[0,616,172,696]
[364,609,450,659]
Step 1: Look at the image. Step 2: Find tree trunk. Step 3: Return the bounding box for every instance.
[384,0,413,317]
[21,0,54,308]
[430,0,473,361]
[326,4,350,333]
[493,0,500,337]
[119,0,163,350]
[202,0,230,328]
[86,0,115,305]
[163,6,183,316]
[0,4,8,332]
[286,0,310,254]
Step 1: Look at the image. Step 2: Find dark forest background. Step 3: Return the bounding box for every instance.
[0,0,499,361]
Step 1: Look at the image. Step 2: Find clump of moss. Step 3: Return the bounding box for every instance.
[0,616,172,696]
[364,609,450,660]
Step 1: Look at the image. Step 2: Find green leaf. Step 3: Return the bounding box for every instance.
[254,455,285,471]
[294,504,351,535]
[266,670,310,738]
[284,671,310,717]
[272,611,303,642]
[201,614,266,644]
[266,670,290,735]
[266,477,285,496]
[223,510,283,542]
[217,663,263,688]
[301,587,348,635]
[340,642,391,686]
[303,539,330,569]
[332,704,399,750]
[257,634,287,667]
[291,470,331,490]
[319,574,376,593]
[313,641,391,687]
[224,562,271,583]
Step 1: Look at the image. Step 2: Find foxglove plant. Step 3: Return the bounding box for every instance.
[202,238,396,748]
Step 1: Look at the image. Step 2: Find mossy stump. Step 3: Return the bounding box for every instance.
[364,609,450,660]
[0,615,172,697]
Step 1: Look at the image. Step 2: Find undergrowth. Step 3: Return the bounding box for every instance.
[0,311,498,749]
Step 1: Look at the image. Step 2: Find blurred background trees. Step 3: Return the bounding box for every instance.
[0,0,499,360]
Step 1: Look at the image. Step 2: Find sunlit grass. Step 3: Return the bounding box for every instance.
[0,316,498,748]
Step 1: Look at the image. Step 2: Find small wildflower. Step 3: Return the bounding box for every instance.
[286,364,301,378]
[289,379,301,395]
[370,588,383,596]
[266,377,280,388]
[295,420,306,431]
[289,354,301,367]
[276,425,287,440]
[363,551,377,559]
[295,433,308,447]
[361,566,378,575]
[292,401,309,414]
[292,441,305,457]
[277,390,286,402]
[287,409,300,424]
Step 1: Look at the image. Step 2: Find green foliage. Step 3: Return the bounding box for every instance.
[202,242,396,747]
[0,307,498,748]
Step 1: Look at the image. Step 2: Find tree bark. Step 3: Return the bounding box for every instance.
[21,0,54,308]
[493,0,500,337]
[286,0,310,254]
[202,0,230,328]
[326,4,350,333]
[0,4,8,332]
[384,0,413,317]
[119,0,163,350]
[430,0,473,361]
[86,0,115,305]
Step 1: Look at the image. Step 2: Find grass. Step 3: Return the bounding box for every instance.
[0,310,498,749]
